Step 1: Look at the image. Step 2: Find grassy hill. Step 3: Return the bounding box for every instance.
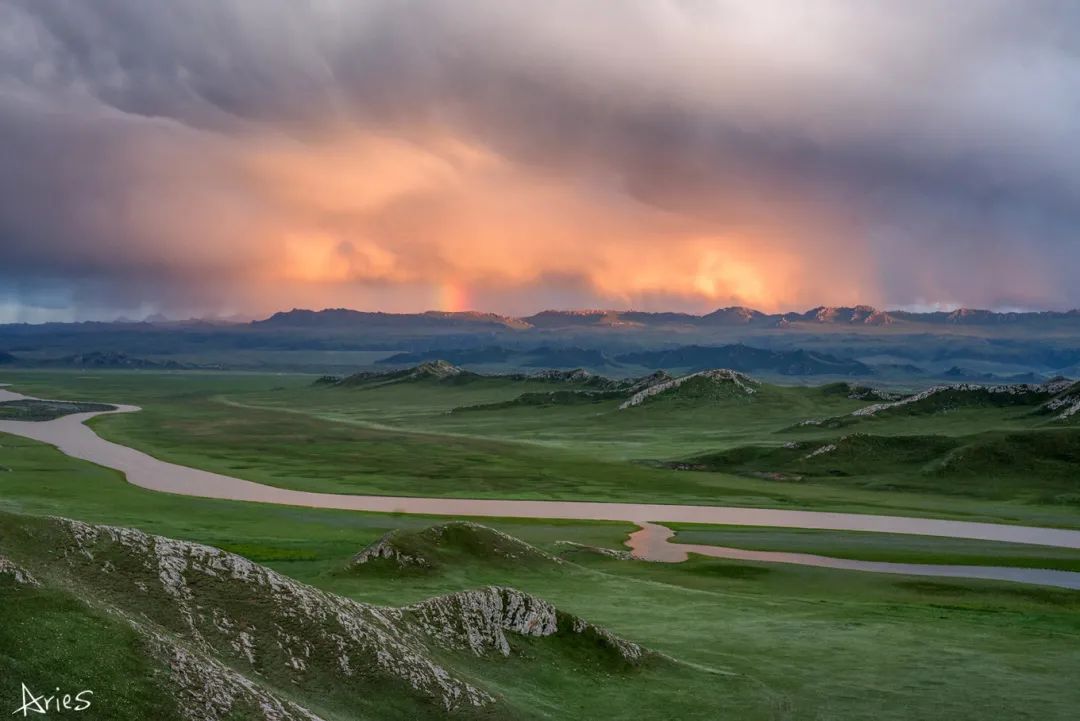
[0,512,662,721]
[349,522,564,575]
[678,428,1080,502]
[336,360,484,388]
[849,380,1074,418]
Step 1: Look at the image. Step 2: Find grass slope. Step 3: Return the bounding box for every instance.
[680,428,1080,502]
[0,512,670,721]
[349,521,562,575]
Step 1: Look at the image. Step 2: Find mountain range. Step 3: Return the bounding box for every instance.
[4,305,1080,379]
[255,305,1080,331]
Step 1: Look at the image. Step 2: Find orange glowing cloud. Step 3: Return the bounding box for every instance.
[8,0,1080,322]
[197,127,873,315]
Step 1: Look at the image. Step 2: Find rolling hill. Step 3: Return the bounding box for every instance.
[349,522,564,574]
[0,512,657,721]
[673,427,1080,502]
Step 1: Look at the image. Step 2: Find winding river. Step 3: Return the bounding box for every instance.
[3,385,1080,589]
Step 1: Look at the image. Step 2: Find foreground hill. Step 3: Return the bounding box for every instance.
[0,512,657,721]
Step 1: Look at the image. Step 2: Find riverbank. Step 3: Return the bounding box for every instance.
[3,385,1080,587]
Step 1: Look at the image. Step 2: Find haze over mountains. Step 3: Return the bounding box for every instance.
[3,305,1080,381]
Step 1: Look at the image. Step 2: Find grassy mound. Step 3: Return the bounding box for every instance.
[350,521,563,574]
[684,433,958,479]
[677,428,1080,501]
[931,429,1080,502]
[0,512,660,721]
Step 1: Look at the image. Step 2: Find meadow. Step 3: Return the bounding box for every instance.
[3,369,1079,528]
[2,367,1079,719]
[2,430,1080,720]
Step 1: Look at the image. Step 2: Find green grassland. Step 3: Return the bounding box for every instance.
[2,432,1080,720]
[1,580,185,721]
[684,428,1080,503]
[2,369,1079,531]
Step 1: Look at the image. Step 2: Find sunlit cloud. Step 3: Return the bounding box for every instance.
[3,0,1080,321]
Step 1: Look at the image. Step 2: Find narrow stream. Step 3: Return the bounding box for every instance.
[625,522,1080,589]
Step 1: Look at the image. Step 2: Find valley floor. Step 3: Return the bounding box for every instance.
[1,369,1079,719]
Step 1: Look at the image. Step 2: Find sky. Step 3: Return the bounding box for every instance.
[3,1,1080,322]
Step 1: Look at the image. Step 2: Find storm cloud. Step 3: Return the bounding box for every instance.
[3,0,1080,320]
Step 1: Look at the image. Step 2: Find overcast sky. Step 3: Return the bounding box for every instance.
[3,0,1080,321]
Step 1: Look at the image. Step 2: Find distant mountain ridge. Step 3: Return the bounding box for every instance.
[251,305,1080,331]
[6,304,1080,380]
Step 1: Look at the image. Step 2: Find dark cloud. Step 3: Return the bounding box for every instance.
[3,0,1080,320]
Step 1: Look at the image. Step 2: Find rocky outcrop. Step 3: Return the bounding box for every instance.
[530,367,596,383]
[619,369,758,409]
[409,360,467,379]
[1044,394,1080,420]
[802,305,895,325]
[402,586,648,664]
[351,532,433,569]
[802,444,837,459]
[0,555,39,586]
[554,541,634,560]
[1040,381,1080,420]
[852,379,1074,417]
[4,515,657,719]
[144,629,327,721]
[43,517,497,713]
[845,384,904,401]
